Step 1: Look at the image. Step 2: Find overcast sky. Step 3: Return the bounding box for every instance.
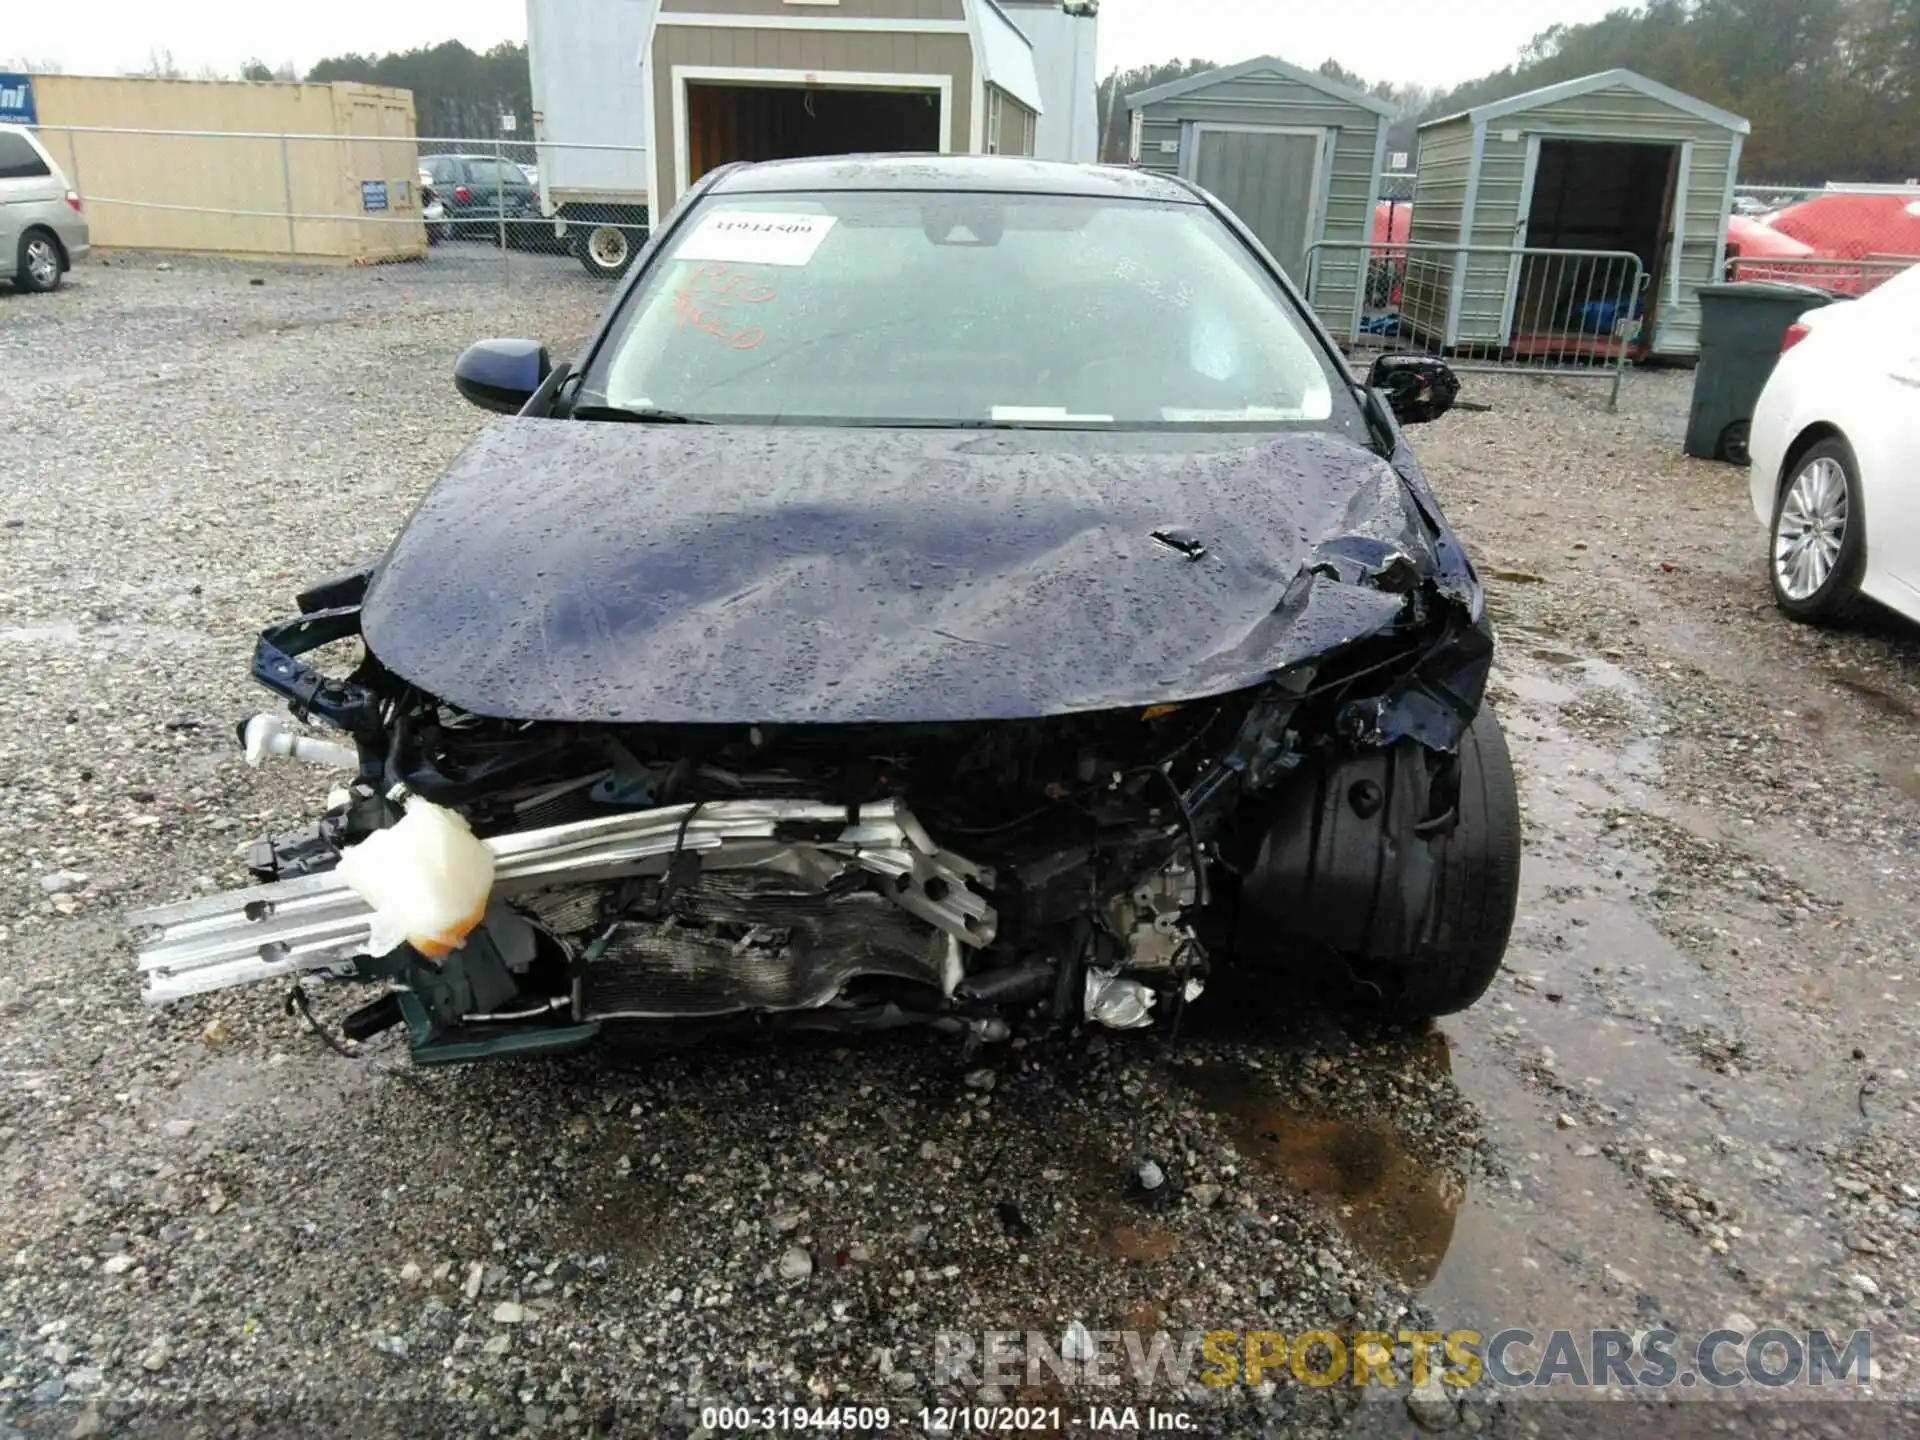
[7,0,1632,91]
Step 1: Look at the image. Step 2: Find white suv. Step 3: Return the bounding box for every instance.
[1,123,89,293]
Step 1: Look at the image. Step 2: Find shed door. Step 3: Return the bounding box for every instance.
[1188,125,1327,282]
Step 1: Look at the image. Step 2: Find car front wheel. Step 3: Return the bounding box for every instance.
[14,230,63,294]
[1771,436,1865,624]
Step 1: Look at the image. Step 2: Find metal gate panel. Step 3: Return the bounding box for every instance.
[1306,239,1647,411]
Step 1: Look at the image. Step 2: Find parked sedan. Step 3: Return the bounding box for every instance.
[131,156,1518,1068]
[421,153,539,241]
[1749,263,1920,623]
[0,123,89,293]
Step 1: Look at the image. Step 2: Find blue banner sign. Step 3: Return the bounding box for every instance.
[0,74,37,127]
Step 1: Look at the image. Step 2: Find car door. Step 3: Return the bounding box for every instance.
[0,164,18,277]
[1840,268,1920,602]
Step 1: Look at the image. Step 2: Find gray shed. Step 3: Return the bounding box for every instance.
[1405,69,1750,359]
[1125,57,1394,335]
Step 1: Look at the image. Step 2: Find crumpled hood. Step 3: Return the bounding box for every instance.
[361,420,1457,724]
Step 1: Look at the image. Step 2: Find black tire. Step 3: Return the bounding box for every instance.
[14,229,64,294]
[1769,436,1865,625]
[577,224,641,279]
[1372,704,1523,1020]
[1226,705,1522,1022]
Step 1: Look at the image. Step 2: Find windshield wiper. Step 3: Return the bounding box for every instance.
[570,404,712,425]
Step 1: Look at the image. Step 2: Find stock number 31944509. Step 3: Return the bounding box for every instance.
[697,1406,1068,1432]
[699,1407,892,1432]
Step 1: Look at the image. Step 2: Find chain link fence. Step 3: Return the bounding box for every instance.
[1365,174,1918,299]
[1374,172,1416,265]
[1725,182,1920,294]
[1725,251,1917,292]
[32,125,655,282]
[1377,171,1416,205]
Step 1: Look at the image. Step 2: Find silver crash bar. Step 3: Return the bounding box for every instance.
[130,799,995,1006]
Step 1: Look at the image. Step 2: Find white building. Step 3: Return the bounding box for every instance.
[999,0,1101,164]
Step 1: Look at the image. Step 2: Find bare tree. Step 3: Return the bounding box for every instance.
[137,49,183,80]
[240,58,303,83]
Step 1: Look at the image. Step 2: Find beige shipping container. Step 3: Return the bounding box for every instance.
[31,75,425,263]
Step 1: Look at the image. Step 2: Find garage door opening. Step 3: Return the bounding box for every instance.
[1512,139,1679,360]
[686,82,943,186]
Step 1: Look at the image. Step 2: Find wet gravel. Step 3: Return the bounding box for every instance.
[1,262,1915,1436]
[1426,370,1920,1408]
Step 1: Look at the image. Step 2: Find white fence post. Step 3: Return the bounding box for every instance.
[279,133,296,257]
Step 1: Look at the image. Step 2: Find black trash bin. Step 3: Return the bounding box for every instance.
[1685,281,1838,463]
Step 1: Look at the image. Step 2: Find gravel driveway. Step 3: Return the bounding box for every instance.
[1,260,1914,1437]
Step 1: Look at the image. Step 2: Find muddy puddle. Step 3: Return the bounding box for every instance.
[1168,649,1874,1340]
[561,1157,670,1270]
[1181,1041,1464,1290]
[1445,653,1860,1328]
[1816,663,1920,801]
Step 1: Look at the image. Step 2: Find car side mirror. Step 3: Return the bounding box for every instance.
[1366,354,1461,425]
[454,339,551,414]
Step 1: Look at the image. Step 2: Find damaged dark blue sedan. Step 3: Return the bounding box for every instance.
[132,156,1520,1064]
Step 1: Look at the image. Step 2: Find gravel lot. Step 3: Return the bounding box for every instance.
[2,258,1916,1437]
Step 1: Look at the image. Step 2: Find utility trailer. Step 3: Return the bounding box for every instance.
[527,0,660,278]
[526,0,1082,277]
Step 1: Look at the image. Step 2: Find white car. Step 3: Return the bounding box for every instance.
[1749,263,1920,623]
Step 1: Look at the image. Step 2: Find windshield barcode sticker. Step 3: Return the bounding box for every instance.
[676,212,838,267]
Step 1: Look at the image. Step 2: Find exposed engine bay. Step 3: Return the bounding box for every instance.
[129,410,1512,1064]
[132,543,1491,1064]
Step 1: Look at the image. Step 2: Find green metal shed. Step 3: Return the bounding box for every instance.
[1125,56,1394,337]
[1405,69,1749,361]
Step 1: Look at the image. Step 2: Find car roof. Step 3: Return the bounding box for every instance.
[708,154,1201,203]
